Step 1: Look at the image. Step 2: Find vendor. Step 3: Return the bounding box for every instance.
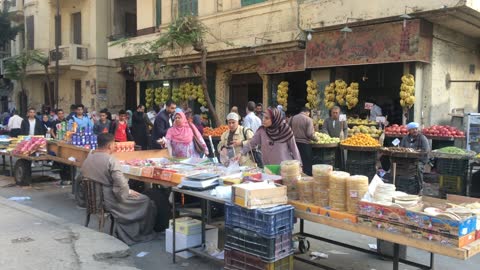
[400,122,430,194]
[321,106,348,138]
[218,113,255,167]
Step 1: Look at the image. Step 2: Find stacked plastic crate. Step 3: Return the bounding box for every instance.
[224,203,295,270]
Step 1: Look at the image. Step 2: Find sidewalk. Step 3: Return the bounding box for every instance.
[0,194,139,270]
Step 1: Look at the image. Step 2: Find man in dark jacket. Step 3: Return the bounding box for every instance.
[21,108,47,136]
[132,105,153,150]
[151,100,176,149]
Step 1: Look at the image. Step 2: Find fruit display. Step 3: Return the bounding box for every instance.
[317,118,324,126]
[347,118,377,126]
[277,81,289,110]
[346,82,359,110]
[312,132,340,144]
[437,146,467,155]
[154,87,170,106]
[323,82,336,110]
[12,137,47,156]
[341,133,380,147]
[305,80,319,110]
[400,74,415,108]
[384,124,408,136]
[203,125,229,137]
[145,88,154,109]
[334,79,348,106]
[348,125,382,138]
[172,87,182,103]
[380,147,421,153]
[422,125,465,138]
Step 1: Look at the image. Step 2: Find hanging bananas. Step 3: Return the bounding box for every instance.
[346,82,359,110]
[172,87,181,103]
[323,82,336,110]
[334,79,348,106]
[277,81,289,110]
[400,74,415,108]
[305,80,319,110]
[145,88,154,109]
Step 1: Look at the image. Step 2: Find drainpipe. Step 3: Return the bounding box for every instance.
[54,0,60,109]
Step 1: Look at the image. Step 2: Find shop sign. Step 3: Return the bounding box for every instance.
[134,61,201,81]
[306,19,432,68]
[257,50,305,74]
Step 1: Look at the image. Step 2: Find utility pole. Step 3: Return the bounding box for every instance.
[54,0,60,109]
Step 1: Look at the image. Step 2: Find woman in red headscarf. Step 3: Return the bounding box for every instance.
[241,107,301,165]
[164,112,208,158]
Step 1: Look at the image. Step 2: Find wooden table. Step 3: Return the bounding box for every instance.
[295,210,480,270]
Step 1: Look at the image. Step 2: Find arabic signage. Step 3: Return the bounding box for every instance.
[134,61,201,81]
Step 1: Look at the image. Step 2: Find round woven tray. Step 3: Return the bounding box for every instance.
[431,150,475,160]
[379,147,427,159]
[312,143,339,148]
[340,144,380,152]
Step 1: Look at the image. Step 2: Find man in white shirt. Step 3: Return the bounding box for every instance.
[7,112,23,137]
[243,101,262,133]
[20,108,46,136]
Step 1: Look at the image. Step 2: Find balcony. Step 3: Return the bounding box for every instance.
[7,0,24,22]
[49,44,89,67]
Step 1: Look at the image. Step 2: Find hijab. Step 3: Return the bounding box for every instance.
[192,114,204,135]
[264,107,294,143]
[166,112,197,144]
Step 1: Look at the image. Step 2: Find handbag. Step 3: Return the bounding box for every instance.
[188,122,204,154]
[242,128,264,168]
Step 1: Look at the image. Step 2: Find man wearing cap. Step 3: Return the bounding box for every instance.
[400,122,430,194]
[217,113,255,166]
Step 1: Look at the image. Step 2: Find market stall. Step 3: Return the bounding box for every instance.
[311,132,340,167]
[340,134,381,179]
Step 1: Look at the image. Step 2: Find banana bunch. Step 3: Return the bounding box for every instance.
[172,87,182,103]
[400,74,415,108]
[277,81,289,110]
[346,82,359,110]
[145,88,154,109]
[160,87,170,105]
[196,85,208,107]
[334,79,348,106]
[154,87,162,105]
[305,80,319,110]
[323,82,336,109]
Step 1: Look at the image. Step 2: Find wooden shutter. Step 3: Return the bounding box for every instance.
[55,15,62,46]
[26,16,34,50]
[179,0,198,17]
[155,0,162,26]
[74,80,82,104]
[72,12,82,44]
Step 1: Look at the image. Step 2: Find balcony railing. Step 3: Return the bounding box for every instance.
[49,44,88,66]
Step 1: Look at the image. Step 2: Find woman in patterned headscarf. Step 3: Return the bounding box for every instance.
[241,107,301,165]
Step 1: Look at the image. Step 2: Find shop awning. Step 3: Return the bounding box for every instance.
[257,50,305,74]
[306,19,433,68]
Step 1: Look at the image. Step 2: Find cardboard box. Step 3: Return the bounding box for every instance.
[358,216,405,234]
[160,169,177,182]
[318,207,358,223]
[358,201,407,223]
[128,166,142,176]
[169,218,202,235]
[120,165,130,174]
[141,166,154,178]
[405,196,477,237]
[288,200,321,214]
[171,173,184,184]
[165,226,219,258]
[232,183,287,209]
[404,227,476,248]
[153,167,163,180]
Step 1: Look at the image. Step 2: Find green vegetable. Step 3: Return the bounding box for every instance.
[437,147,467,155]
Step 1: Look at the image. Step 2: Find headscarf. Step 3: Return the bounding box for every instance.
[166,112,196,144]
[407,122,419,130]
[126,110,133,127]
[263,107,294,143]
[193,114,204,135]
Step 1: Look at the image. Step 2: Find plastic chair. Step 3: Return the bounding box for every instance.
[83,178,115,235]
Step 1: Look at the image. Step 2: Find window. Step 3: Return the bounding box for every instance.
[72,12,82,44]
[26,16,34,50]
[178,0,198,17]
[241,0,266,6]
[74,80,82,105]
[156,0,161,26]
[125,12,137,37]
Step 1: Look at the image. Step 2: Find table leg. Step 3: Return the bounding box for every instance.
[2,155,5,171]
[9,155,13,177]
[393,243,399,270]
[300,218,304,234]
[430,253,435,270]
[172,190,176,264]
[201,199,206,246]
[71,165,76,194]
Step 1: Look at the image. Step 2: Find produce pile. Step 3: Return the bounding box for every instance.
[277,81,289,110]
[384,124,408,136]
[171,83,208,107]
[400,74,415,108]
[334,79,348,106]
[437,147,468,155]
[145,87,170,109]
[323,83,336,110]
[312,132,340,144]
[305,80,318,109]
[345,82,359,109]
[348,125,382,138]
[341,133,380,147]
[422,125,465,138]
[380,147,420,153]
[12,137,47,156]
[347,118,377,125]
[203,125,229,137]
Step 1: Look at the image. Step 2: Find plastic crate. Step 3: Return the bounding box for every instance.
[225,203,294,237]
[345,162,376,180]
[312,147,336,166]
[224,248,293,270]
[395,175,420,195]
[439,175,464,195]
[346,150,377,164]
[436,158,468,176]
[225,226,293,262]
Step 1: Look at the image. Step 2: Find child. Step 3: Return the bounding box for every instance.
[110,110,133,142]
